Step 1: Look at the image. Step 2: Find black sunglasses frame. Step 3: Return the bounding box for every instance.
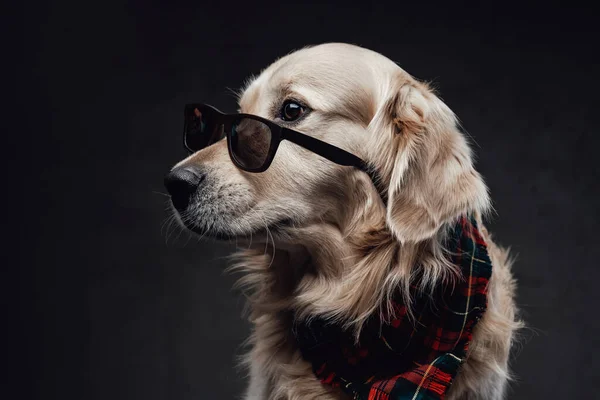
[183,104,371,174]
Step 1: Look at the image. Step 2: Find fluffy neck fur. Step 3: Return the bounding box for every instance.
[229,183,466,339]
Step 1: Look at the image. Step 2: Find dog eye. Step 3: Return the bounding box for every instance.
[281,101,306,122]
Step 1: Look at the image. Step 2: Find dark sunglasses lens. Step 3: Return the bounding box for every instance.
[229,117,272,170]
[184,107,224,152]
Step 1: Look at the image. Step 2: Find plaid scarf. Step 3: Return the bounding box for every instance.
[293,216,492,400]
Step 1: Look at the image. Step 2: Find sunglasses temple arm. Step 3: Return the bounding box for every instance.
[281,128,365,168]
[281,128,388,204]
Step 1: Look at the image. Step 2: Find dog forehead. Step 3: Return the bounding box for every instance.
[240,45,386,117]
[271,46,378,93]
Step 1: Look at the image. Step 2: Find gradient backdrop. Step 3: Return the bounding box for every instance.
[11,1,599,399]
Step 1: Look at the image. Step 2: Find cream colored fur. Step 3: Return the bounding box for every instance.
[170,43,522,399]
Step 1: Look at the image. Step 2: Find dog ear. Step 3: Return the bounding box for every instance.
[369,75,490,243]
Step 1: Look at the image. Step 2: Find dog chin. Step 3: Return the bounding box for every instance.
[181,218,295,242]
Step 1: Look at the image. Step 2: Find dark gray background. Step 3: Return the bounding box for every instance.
[9,1,599,399]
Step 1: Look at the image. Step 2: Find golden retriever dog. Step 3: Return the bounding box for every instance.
[164,43,522,399]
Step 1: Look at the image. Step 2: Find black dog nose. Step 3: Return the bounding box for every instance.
[164,166,205,211]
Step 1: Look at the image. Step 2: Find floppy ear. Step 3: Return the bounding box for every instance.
[370,75,490,243]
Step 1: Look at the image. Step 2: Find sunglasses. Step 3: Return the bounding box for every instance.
[183,104,372,174]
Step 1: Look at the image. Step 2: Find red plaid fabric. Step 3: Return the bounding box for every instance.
[293,216,492,399]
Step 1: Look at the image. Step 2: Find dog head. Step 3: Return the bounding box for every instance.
[166,43,489,247]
